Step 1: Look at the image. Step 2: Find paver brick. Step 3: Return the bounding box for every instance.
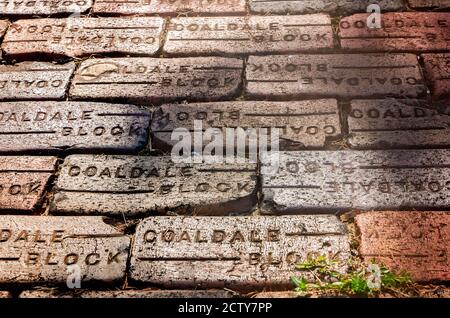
[51,155,257,216]
[2,17,165,58]
[164,15,334,56]
[356,211,450,282]
[422,53,450,99]
[340,13,450,52]
[408,0,450,9]
[130,215,350,290]
[0,0,92,16]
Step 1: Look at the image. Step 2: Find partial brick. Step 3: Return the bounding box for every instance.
[261,150,450,213]
[340,13,450,52]
[0,0,92,16]
[19,289,234,298]
[347,99,450,149]
[51,155,257,216]
[151,99,341,151]
[70,57,243,104]
[356,211,450,282]
[0,20,8,40]
[408,0,450,9]
[0,102,150,153]
[130,215,350,290]
[422,53,450,99]
[2,17,165,58]
[246,54,425,99]
[0,62,75,101]
[164,15,333,56]
[0,291,11,298]
[0,216,129,284]
[253,292,302,298]
[0,156,56,211]
[93,0,246,16]
[250,0,404,14]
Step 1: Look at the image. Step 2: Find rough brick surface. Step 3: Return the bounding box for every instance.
[261,150,450,213]
[408,0,450,8]
[0,216,130,284]
[130,215,350,290]
[0,0,92,15]
[249,0,405,14]
[19,289,234,298]
[151,99,341,151]
[0,20,8,39]
[2,17,165,58]
[51,155,257,216]
[0,62,75,101]
[356,211,450,282]
[93,0,246,16]
[246,54,426,99]
[347,99,450,149]
[0,291,11,298]
[164,15,333,56]
[0,102,150,153]
[0,157,56,211]
[340,13,450,52]
[422,53,450,99]
[70,57,243,104]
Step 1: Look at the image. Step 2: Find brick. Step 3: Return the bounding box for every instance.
[253,292,301,298]
[70,57,243,104]
[130,215,350,290]
[163,15,333,56]
[0,20,8,40]
[339,13,450,52]
[347,99,450,149]
[356,211,450,282]
[246,54,425,99]
[0,216,129,284]
[0,102,150,153]
[0,0,92,16]
[422,53,450,99]
[408,0,450,9]
[0,62,75,101]
[0,291,11,298]
[250,0,404,14]
[19,289,234,298]
[2,17,165,58]
[0,156,56,211]
[51,155,257,216]
[261,150,450,213]
[151,99,341,151]
[92,0,246,16]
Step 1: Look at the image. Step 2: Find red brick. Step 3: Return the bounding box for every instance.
[0,0,92,15]
[356,211,450,282]
[92,0,246,16]
[422,53,450,99]
[0,156,57,211]
[340,13,450,52]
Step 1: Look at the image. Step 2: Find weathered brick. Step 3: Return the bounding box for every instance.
[253,291,302,298]
[2,17,165,58]
[0,216,129,284]
[92,0,246,16]
[246,54,425,99]
[0,291,11,298]
[0,156,56,211]
[408,0,450,9]
[0,102,150,153]
[151,99,341,151]
[356,211,450,282]
[250,0,405,14]
[422,53,450,99]
[0,0,92,16]
[261,150,450,213]
[130,215,350,290]
[19,289,234,298]
[0,20,8,40]
[347,99,450,148]
[164,15,333,55]
[51,155,257,216]
[0,62,75,101]
[70,57,243,104]
[339,13,450,52]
